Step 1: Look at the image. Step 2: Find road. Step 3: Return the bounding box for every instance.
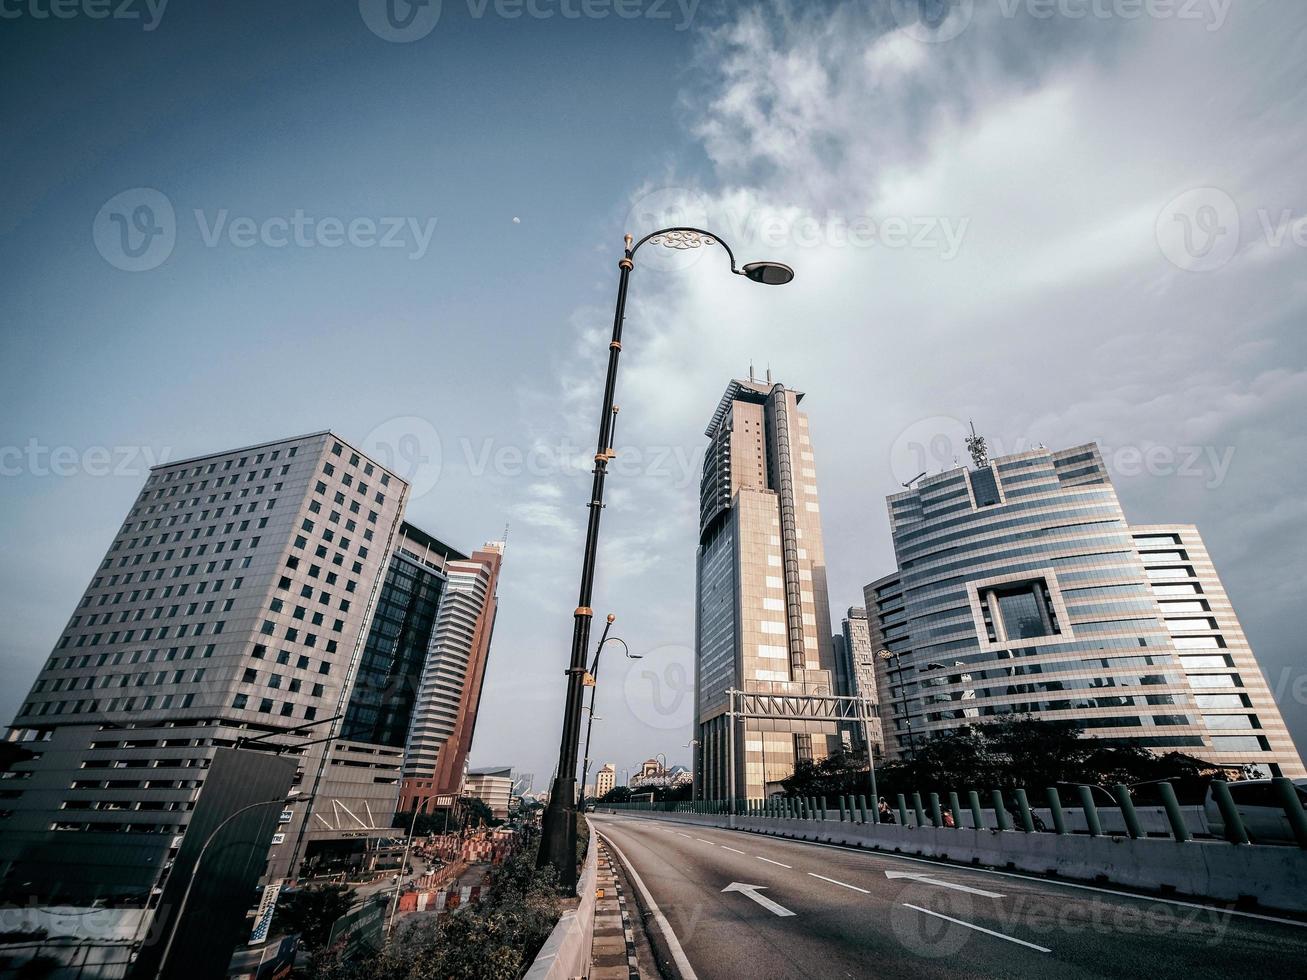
[591,813,1307,979]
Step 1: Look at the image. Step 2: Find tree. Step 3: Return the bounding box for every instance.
[599,786,632,804]
[275,883,356,953]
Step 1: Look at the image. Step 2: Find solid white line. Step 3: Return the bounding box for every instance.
[721,846,746,854]
[808,872,870,894]
[757,856,792,868]
[596,829,700,980]
[903,903,1051,953]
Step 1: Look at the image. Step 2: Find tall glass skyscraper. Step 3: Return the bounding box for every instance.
[864,442,1304,778]
[694,374,840,800]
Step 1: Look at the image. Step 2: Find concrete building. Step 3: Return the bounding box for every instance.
[835,607,884,755]
[399,542,503,812]
[1,431,409,909]
[464,765,513,820]
[863,442,1304,778]
[594,763,615,798]
[694,373,841,801]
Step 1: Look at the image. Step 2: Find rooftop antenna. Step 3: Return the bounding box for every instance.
[765,365,772,384]
[965,420,989,469]
[749,361,755,382]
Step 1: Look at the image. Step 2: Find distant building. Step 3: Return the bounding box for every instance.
[464,766,513,820]
[595,763,616,798]
[694,373,841,802]
[835,607,884,755]
[863,442,1304,777]
[399,542,504,812]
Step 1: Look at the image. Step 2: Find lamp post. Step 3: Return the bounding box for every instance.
[685,738,700,799]
[579,618,641,808]
[538,227,794,892]
[878,649,916,762]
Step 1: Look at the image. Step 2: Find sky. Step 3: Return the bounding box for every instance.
[2,0,1305,789]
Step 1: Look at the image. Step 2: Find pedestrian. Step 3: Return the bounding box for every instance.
[878,798,895,824]
[943,810,955,828]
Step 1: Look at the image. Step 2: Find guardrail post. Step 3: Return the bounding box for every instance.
[841,796,850,822]
[1077,785,1103,837]
[947,791,963,830]
[967,790,984,830]
[1113,784,1144,839]
[819,797,828,821]
[1210,780,1250,844]
[1046,787,1068,835]
[928,792,943,828]
[1156,781,1190,842]
[992,790,1011,831]
[911,792,926,828]
[896,793,909,827]
[1272,777,1307,848]
[1013,789,1035,832]
[857,794,869,824]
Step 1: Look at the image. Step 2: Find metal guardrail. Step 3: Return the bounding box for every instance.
[606,776,1307,849]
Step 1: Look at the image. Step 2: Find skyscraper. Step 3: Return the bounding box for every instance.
[694,373,840,800]
[863,442,1304,778]
[398,542,503,813]
[835,607,883,754]
[1,432,409,905]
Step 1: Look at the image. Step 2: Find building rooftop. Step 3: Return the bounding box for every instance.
[705,376,805,437]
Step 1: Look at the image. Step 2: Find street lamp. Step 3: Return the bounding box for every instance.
[579,614,642,807]
[878,649,916,762]
[538,227,794,892]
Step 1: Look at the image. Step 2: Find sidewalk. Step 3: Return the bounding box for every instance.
[590,840,639,980]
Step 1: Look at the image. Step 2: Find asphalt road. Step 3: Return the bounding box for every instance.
[591,813,1307,980]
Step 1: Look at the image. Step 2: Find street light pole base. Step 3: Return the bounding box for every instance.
[538,776,579,895]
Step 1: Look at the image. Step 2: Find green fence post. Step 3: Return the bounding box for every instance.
[1157,781,1190,842]
[911,792,926,828]
[819,797,828,821]
[1113,784,1144,839]
[896,794,909,827]
[967,790,984,830]
[858,794,869,824]
[1078,785,1103,837]
[992,790,1011,831]
[1046,787,1068,835]
[1210,780,1250,844]
[947,791,964,830]
[928,792,943,828]
[839,796,848,822]
[1272,777,1307,848]
[1013,789,1035,833]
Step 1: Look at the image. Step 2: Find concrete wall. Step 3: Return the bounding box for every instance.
[601,809,1307,914]
[524,833,599,980]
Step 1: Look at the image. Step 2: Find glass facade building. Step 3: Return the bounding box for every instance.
[864,443,1304,778]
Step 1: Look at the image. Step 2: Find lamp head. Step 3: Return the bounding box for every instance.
[741,261,795,285]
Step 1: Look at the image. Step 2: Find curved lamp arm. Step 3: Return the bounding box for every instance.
[627,226,794,285]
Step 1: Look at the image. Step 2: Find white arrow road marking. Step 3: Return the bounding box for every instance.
[808,873,870,894]
[722,882,796,917]
[884,870,1004,899]
[903,904,1050,953]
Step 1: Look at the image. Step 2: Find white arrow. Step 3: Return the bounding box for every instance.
[884,871,1004,899]
[721,881,796,917]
